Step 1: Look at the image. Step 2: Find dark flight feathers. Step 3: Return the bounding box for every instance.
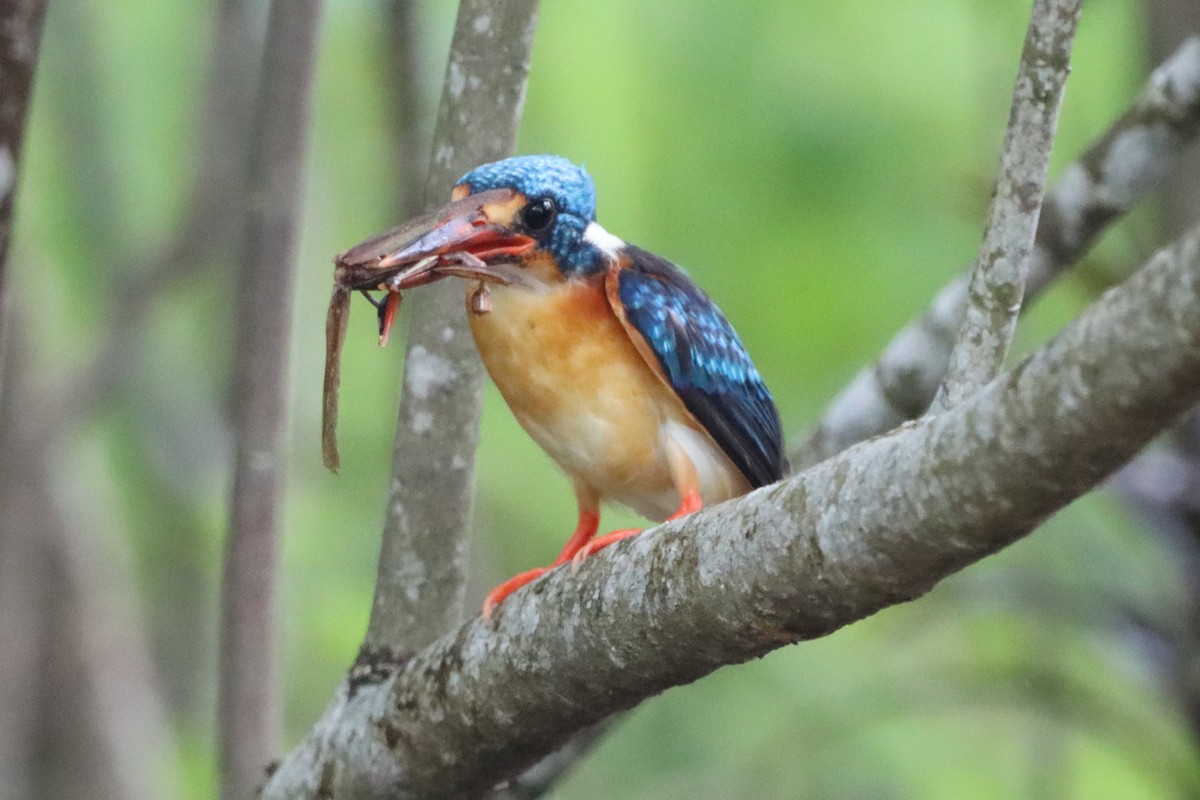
[614,246,787,488]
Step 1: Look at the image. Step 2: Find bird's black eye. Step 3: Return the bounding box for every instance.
[520,196,557,234]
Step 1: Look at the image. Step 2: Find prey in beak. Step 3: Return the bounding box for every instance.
[334,187,536,343]
[322,187,536,470]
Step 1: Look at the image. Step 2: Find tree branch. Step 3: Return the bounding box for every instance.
[364,0,540,653]
[218,2,325,799]
[935,0,1079,409]
[265,216,1200,797]
[382,0,428,221]
[797,36,1200,466]
[0,326,51,800]
[483,723,612,800]
[0,0,48,392]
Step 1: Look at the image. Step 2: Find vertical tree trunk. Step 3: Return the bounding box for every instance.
[218,2,325,798]
[365,0,541,654]
[0,0,47,393]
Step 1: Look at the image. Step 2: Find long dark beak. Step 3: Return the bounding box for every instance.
[332,187,536,294]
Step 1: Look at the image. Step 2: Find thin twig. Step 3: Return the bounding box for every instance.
[218,2,325,799]
[0,327,49,800]
[364,0,541,653]
[0,0,48,396]
[36,2,125,265]
[179,0,268,262]
[934,0,1080,410]
[795,37,1200,467]
[383,0,428,220]
[1146,2,1200,237]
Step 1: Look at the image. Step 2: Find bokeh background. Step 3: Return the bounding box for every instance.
[4,0,1200,798]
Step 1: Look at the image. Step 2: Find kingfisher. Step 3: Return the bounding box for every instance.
[333,155,787,616]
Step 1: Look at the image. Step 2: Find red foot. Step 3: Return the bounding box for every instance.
[569,488,705,571]
[550,508,601,566]
[673,488,703,518]
[481,509,600,619]
[482,567,548,620]
[570,528,640,571]
[481,491,704,618]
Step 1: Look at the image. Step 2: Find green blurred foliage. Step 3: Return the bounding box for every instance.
[10,0,1199,797]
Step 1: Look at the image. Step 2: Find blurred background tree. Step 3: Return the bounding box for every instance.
[1,0,1198,798]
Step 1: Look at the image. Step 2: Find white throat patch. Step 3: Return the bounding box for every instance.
[583,221,625,260]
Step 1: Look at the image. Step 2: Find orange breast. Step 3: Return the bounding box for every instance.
[467,273,712,518]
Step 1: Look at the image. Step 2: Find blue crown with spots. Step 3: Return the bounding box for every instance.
[457,155,604,275]
[458,155,596,221]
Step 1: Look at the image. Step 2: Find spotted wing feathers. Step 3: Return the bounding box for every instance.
[609,246,787,488]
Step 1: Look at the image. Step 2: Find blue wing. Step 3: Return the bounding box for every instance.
[611,245,787,488]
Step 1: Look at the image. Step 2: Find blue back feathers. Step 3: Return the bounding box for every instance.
[617,246,787,488]
[457,155,605,275]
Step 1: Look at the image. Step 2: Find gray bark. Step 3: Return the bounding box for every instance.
[0,0,47,389]
[219,2,325,799]
[1146,0,1200,235]
[382,0,428,221]
[936,0,1078,409]
[365,0,541,654]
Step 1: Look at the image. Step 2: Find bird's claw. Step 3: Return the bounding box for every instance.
[569,527,642,574]
[481,566,549,620]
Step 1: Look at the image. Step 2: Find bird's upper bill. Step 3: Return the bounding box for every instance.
[332,186,537,295]
[333,154,606,346]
